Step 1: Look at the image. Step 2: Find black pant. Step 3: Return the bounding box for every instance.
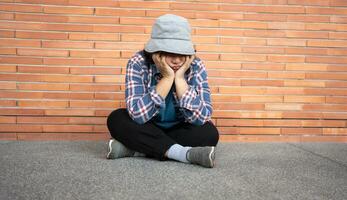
[107,108,219,160]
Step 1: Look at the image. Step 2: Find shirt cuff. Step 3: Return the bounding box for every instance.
[179,86,197,110]
[149,86,165,109]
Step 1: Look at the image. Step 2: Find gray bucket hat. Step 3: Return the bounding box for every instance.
[145,14,195,55]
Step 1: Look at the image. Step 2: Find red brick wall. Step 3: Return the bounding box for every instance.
[0,0,346,142]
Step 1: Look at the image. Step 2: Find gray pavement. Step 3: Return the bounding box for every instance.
[0,141,346,200]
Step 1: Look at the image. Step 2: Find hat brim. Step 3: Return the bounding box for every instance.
[145,38,195,55]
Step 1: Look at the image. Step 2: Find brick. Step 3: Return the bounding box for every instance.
[146,10,196,19]
[326,97,347,104]
[285,47,327,55]
[94,58,127,67]
[303,104,347,112]
[45,92,93,100]
[95,8,145,17]
[0,124,42,133]
[265,103,303,111]
[217,119,264,127]
[17,116,68,124]
[0,3,43,12]
[192,36,218,44]
[0,65,16,72]
[45,109,94,116]
[0,12,14,20]
[330,0,347,6]
[42,125,93,132]
[241,96,283,103]
[68,116,106,125]
[209,70,267,78]
[306,7,347,15]
[94,93,124,100]
[323,128,347,135]
[286,63,327,71]
[241,79,284,87]
[94,75,124,83]
[45,23,93,32]
[213,103,264,110]
[244,30,285,37]
[288,15,330,23]
[43,6,93,15]
[284,80,325,88]
[43,58,94,66]
[0,56,43,65]
[219,87,266,95]
[0,38,40,47]
[268,55,305,63]
[0,48,16,55]
[284,96,325,103]
[120,1,170,9]
[328,49,347,56]
[95,42,143,50]
[307,39,347,48]
[18,100,68,108]
[281,128,322,135]
[121,34,149,42]
[196,12,243,20]
[220,5,304,14]
[263,120,301,127]
[267,87,305,95]
[195,45,241,53]
[214,110,283,119]
[15,0,68,5]
[68,0,119,7]
[70,50,120,58]
[171,3,218,11]
[306,72,347,81]
[306,56,347,64]
[68,16,119,24]
[16,132,108,141]
[268,71,305,79]
[0,108,44,116]
[70,100,115,108]
[120,17,154,26]
[0,82,16,89]
[305,88,347,96]
[305,23,338,31]
[242,46,284,54]
[325,81,347,88]
[267,38,306,46]
[70,67,121,75]
[18,66,69,74]
[17,83,69,91]
[16,31,68,40]
[15,13,68,23]
[69,33,120,41]
[211,94,241,102]
[0,30,15,38]
[205,61,241,69]
[220,53,267,61]
[288,0,329,6]
[323,113,347,120]
[208,78,240,86]
[329,32,347,40]
[220,21,267,29]
[239,128,280,135]
[42,41,94,49]
[302,120,346,128]
[242,63,285,71]
[190,19,219,28]
[70,84,120,92]
[0,100,16,107]
[220,37,266,45]
[268,22,305,30]
[285,31,329,39]
[244,13,286,21]
[197,53,219,61]
[331,16,347,24]
[17,48,69,57]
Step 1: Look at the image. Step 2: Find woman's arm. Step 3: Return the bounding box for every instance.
[176,59,213,125]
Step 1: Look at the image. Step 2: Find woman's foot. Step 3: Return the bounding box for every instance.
[186,146,216,168]
[106,139,135,159]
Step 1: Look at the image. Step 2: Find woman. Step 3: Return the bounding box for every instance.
[106,14,219,168]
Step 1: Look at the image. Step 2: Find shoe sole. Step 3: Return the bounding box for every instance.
[208,146,216,168]
[106,139,114,159]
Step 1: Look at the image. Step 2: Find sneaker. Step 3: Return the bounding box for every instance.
[106,139,135,159]
[186,146,216,168]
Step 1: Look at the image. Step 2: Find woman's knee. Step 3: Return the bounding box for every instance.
[107,108,128,137]
[203,121,219,146]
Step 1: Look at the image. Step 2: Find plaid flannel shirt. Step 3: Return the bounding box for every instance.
[125,51,212,126]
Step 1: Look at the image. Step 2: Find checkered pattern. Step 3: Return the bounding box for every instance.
[125,51,212,125]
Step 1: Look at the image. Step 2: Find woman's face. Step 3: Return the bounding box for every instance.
[163,52,186,72]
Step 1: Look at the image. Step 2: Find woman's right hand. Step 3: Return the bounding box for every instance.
[152,53,175,79]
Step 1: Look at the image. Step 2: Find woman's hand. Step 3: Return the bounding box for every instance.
[152,53,175,79]
[175,55,195,80]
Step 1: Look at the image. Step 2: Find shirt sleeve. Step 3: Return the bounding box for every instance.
[125,56,165,124]
[178,59,213,125]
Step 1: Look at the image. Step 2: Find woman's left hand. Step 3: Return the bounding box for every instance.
[175,55,195,80]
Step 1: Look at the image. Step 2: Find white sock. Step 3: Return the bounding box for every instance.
[167,144,191,163]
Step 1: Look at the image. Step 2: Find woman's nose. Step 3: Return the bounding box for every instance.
[172,57,181,64]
